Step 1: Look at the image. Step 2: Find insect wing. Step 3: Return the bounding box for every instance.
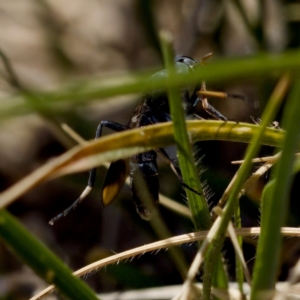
[102,159,129,206]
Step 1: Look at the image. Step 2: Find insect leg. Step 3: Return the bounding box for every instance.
[198,90,245,101]
[130,151,159,220]
[156,147,202,196]
[88,121,128,188]
[49,121,128,225]
[128,111,162,220]
[198,81,227,121]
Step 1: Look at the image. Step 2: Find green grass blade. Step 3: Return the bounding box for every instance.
[38,49,300,102]
[202,74,290,299]
[2,50,300,120]
[250,78,300,299]
[0,209,99,300]
[160,31,228,291]
[234,203,244,294]
[160,31,210,230]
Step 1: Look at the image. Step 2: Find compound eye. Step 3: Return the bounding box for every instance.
[175,56,196,68]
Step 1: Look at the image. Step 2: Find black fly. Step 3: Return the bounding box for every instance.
[49,54,228,224]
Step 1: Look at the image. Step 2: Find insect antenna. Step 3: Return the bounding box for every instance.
[49,186,92,225]
[227,93,246,101]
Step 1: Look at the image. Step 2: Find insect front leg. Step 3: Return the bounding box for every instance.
[49,121,129,225]
[156,147,202,197]
[198,81,228,121]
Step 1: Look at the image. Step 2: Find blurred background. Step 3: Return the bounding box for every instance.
[0,0,299,298]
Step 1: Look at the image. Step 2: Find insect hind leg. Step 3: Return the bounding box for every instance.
[49,186,92,225]
[49,121,128,225]
[88,121,128,187]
